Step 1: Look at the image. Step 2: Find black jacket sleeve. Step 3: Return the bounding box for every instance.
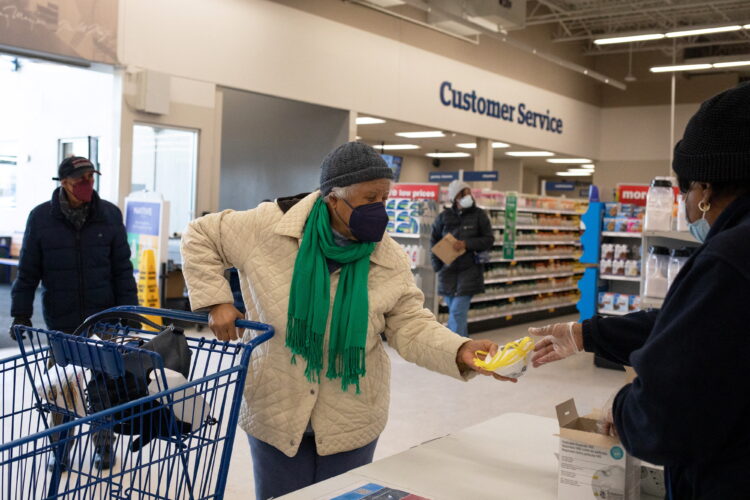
[110,208,139,306]
[430,212,445,273]
[613,253,750,466]
[582,309,659,365]
[464,209,494,252]
[11,210,42,319]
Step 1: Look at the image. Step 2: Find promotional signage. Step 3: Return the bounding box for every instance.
[428,172,460,182]
[546,182,576,191]
[464,171,499,182]
[439,81,565,135]
[503,194,517,260]
[617,184,679,207]
[125,192,169,281]
[389,183,440,201]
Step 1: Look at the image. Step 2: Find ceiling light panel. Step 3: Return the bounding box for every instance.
[546,158,592,164]
[666,25,741,38]
[594,33,664,45]
[356,117,386,125]
[372,144,420,150]
[396,131,445,138]
[505,151,554,157]
[426,152,471,158]
[650,64,712,73]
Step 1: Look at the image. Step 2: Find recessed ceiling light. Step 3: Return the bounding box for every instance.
[666,25,741,38]
[356,136,362,140]
[356,117,385,125]
[426,152,471,158]
[566,169,594,174]
[396,131,445,139]
[581,164,595,170]
[546,158,592,164]
[556,171,592,176]
[456,142,510,149]
[505,151,554,157]
[594,33,664,45]
[372,144,420,150]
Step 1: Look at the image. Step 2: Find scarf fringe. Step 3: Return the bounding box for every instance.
[286,315,324,384]
[327,347,366,393]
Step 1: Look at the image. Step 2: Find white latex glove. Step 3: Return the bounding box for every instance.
[529,322,584,368]
[596,392,618,438]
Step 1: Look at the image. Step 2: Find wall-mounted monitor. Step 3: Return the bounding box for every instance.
[380,154,403,182]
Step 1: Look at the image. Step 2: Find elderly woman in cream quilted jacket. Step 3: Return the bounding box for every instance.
[181,142,510,500]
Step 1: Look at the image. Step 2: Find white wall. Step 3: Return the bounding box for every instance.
[118,0,602,159]
[0,60,116,237]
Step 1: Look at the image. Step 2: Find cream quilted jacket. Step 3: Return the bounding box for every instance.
[180,191,470,457]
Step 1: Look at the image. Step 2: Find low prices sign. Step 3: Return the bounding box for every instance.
[389,183,440,201]
[617,184,679,206]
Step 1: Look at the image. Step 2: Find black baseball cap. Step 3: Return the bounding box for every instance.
[53,156,101,181]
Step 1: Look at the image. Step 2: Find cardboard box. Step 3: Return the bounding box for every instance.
[431,233,466,266]
[556,399,640,499]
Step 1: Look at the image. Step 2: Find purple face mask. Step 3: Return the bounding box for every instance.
[340,198,389,242]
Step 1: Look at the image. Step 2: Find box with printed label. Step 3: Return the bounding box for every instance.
[556,399,640,500]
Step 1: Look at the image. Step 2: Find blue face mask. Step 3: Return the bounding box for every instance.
[689,217,710,243]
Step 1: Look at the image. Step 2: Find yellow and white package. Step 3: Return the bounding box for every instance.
[473,336,535,378]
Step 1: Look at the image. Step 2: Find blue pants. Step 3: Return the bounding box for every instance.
[444,295,472,337]
[247,433,378,499]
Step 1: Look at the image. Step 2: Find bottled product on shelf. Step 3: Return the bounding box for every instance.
[667,247,693,289]
[643,246,670,299]
[644,178,674,232]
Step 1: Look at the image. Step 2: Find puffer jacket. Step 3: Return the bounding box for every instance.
[180,191,469,457]
[11,188,138,331]
[430,204,494,296]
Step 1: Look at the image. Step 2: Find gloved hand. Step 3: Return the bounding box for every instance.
[528,321,583,368]
[596,392,618,438]
[9,317,32,340]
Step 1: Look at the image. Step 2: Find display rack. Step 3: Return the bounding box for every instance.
[435,192,587,332]
[639,230,699,309]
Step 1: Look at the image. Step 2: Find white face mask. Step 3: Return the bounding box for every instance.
[458,195,474,209]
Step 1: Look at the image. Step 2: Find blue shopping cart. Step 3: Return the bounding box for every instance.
[0,306,274,500]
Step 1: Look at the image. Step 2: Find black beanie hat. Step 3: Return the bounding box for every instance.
[319,142,393,196]
[673,81,750,183]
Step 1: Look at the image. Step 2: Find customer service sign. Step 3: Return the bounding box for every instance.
[439,81,565,135]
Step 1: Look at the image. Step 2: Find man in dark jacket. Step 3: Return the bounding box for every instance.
[431,180,494,336]
[9,156,138,471]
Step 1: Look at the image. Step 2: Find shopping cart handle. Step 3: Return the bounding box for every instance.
[100,305,274,335]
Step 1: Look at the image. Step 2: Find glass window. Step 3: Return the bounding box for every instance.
[131,124,198,236]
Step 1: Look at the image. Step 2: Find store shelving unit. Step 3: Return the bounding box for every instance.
[439,194,587,332]
[639,230,700,310]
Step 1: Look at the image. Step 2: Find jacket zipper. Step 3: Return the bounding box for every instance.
[75,229,85,325]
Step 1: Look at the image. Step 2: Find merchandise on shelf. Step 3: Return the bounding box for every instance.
[644,178,675,232]
[385,198,438,236]
[484,261,581,279]
[603,202,644,233]
[600,242,641,277]
[643,246,670,299]
[598,292,640,314]
[667,247,693,289]
[438,291,581,323]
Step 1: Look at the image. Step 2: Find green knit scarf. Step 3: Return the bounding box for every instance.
[286,197,375,393]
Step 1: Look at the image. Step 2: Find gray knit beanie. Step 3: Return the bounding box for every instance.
[448,179,471,202]
[319,142,394,196]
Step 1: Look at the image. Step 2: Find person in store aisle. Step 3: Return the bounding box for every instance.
[9,156,138,471]
[180,141,514,500]
[430,179,494,337]
[530,82,750,499]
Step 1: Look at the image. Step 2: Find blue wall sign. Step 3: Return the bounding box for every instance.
[439,81,564,135]
[428,172,460,182]
[545,181,575,191]
[464,171,499,181]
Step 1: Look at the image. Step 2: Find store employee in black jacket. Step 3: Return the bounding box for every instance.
[431,180,493,337]
[9,156,138,471]
[531,82,750,499]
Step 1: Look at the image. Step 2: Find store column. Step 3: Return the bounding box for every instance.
[472,138,494,190]
[497,159,523,192]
